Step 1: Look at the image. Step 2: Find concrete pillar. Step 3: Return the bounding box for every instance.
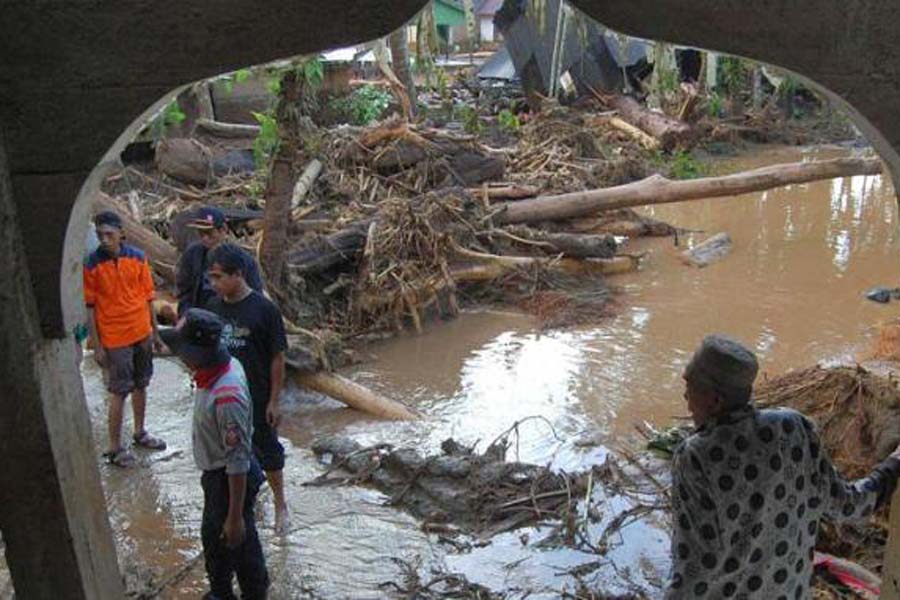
[0,131,123,598]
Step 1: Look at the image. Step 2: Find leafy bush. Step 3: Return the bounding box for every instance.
[251,111,279,169]
[456,105,484,135]
[331,85,392,126]
[668,151,704,180]
[497,109,520,134]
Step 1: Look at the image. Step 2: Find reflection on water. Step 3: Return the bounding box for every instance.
[3,146,896,599]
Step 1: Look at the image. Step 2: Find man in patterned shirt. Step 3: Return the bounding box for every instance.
[667,334,900,599]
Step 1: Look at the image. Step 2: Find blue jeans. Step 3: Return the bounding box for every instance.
[200,460,268,600]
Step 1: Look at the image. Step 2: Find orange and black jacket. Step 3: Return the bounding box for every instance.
[84,244,154,349]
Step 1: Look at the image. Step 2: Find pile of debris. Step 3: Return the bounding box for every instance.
[309,429,587,537]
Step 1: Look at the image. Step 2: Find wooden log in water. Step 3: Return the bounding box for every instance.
[293,370,418,420]
[679,232,733,268]
[496,158,885,225]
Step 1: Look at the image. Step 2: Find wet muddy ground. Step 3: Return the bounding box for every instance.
[1,145,896,599]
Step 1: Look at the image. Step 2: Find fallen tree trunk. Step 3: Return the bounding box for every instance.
[94,192,178,282]
[609,95,693,151]
[497,157,884,225]
[285,221,370,275]
[503,226,618,258]
[155,138,212,186]
[293,370,418,420]
[609,116,661,150]
[452,245,638,277]
[196,118,261,139]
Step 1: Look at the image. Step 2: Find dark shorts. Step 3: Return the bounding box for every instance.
[252,421,285,472]
[103,336,153,395]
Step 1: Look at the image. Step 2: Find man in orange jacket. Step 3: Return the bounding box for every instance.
[84,211,167,467]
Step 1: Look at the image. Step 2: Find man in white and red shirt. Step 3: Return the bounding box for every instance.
[161,309,268,600]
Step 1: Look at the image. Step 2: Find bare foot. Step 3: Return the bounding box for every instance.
[274,504,291,536]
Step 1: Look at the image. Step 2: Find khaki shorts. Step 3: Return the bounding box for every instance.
[102,337,153,395]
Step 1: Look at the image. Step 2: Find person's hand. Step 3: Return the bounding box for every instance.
[266,401,281,428]
[93,345,107,368]
[152,334,168,354]
[222,517,246,549]
[891,443,900,461]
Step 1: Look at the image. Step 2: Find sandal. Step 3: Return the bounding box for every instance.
[133,430,167,451]
[103,448,136,468]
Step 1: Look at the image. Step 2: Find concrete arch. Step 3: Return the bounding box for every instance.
[2,1,900,598]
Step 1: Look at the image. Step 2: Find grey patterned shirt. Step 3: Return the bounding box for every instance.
[666,405,900,599]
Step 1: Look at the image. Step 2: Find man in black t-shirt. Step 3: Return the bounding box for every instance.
[206,243,291,536]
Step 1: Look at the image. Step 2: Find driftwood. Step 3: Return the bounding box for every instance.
[293,370,418,420]
[679,232,733,268]
[609,116,661,150]
[469,183,539,200]
[609,95,694,151]
[94,192,178,282]
[290,159,323,212]
[452,244,638,277]
[155,138,212,186]
[195,117,261,139]
[497,157,884,225]
[285,222,370,275]
[503,226,617,259]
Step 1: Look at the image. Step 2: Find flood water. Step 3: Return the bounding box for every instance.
[2,145,897,599]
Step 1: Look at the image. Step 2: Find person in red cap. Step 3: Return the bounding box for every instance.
[84,210,167,467]
[175,206,264,316]
[160,308,268,600]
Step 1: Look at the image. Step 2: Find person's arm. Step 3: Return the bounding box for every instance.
[265,303,289,428]
[140,256,164,350]
[812,420,900,522]
[215,394,252,547]
[83,262,105,364]
[665,443,719,599]
[175,246,195,316]
[87,306,105,365]
[267,352,286,427]
[223,472,247,548]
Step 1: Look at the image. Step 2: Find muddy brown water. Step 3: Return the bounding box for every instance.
[1,145,896,599]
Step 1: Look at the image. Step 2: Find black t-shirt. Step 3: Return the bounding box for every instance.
[207,291,287,417]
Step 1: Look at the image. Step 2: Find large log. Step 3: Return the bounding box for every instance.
[503,226,618,258]
[497,157,884,225]
[293,370,418,420]
[155,138,212,186]
[285,222,370,276]
[452,244,638,277]
[94,192,178,282]
[609,95,693,151]
[196,117,261,139]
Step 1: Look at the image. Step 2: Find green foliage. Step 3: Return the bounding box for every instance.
[668,151,704,180]
[457,106,484,135]
[720,56,750,96]
[331,85,392,126]
[300,58,324,89]
[251,111,279,169]
[707,90,724,117]
[497,109,520,134]
[148,100,186,139]
[222,68,253,95]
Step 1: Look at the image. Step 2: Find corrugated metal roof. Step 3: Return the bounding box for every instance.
[477,45,517,81]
